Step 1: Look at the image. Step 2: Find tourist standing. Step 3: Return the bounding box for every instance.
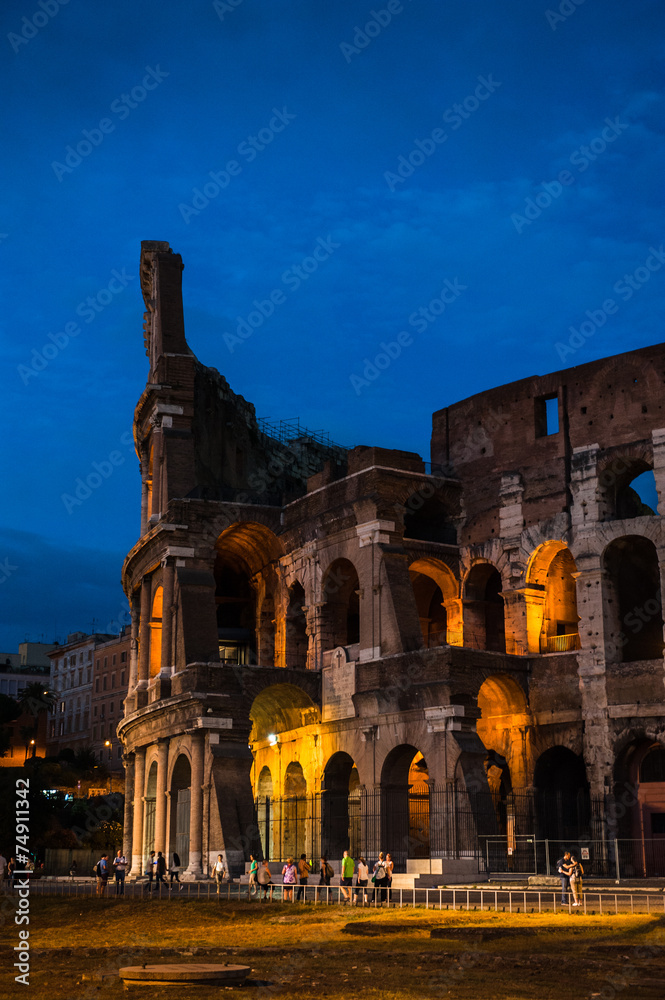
[340,850,354,903]
[95,854,110,896]
[155,851,167,889]
[556,851,571,905]
[385,853,394,905]
[143,851,156,891]
[296,854,311,902]
[257,860,273,900]
[317,856,333,902]
[354,856,369,905]
[169,851,183,889]
[248,854,259,896]
[213,854,227,893]
[568,855,584,907]
[282,857,297,902]
[372,853,389,906]
[112,850,127,895]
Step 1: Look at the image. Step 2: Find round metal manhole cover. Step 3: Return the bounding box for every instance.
[119,963,250,986]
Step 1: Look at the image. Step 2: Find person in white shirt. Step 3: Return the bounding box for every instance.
[353,856,370,905]
[213,854,227,893]
[112,850,127,895]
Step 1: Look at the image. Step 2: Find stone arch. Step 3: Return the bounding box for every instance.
[321,751,361,858]
[284,581,308,670]
[169,753,191,871]
[256,765,273,860]
[249,682,320,745]
[214,522,284,666]
[149,586,163,677]
[409,558,459,648]
[597,442,656,521]
[603,535,664,663]
[463,561,505,652]
[525,541,580,654]
[533,745,590,843]
[320,558,360,652]
[283,761,307,860]
[381,744,430,865]
[613,736,665,876]
[143,759,158,856]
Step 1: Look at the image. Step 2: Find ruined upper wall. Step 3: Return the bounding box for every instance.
[431,343,665,544]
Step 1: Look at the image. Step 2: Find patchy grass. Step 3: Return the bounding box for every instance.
[1,898,664,999]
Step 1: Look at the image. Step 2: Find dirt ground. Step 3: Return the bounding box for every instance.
[1,898,664,999]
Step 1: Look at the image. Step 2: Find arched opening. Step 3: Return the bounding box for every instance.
[285,582,308,669]
[149,586,163,677]
[603,535,664,662]
[256,765,273,860]
[321,752,361,858]
[214,522,283,665]
[409,558,458,648]
[382,745,430,866]
[257,592,276,667]
[321,559,360,653]
[404,496,457,544]
[614,739,665,875]
[249,683,320,745]
[533,746,590,843]
[526,542,580,654]
[283,762,307,860]
[600,456,658,520]
[464,563,505,652]
[170,754,191,870]
[477,675,528,855]
[143,760,157,856]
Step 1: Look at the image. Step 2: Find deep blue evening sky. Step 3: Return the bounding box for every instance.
[1,0,663,650]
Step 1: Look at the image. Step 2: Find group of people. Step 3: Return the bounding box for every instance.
[247,850,395,904]
[556,851,585,906]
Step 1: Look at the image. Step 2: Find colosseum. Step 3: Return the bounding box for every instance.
[117,240,665,883]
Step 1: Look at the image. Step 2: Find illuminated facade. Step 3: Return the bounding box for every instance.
[118,241,665,880]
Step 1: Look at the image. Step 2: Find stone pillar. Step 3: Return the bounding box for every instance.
[140,448,150,535]
[305,603,324,670]
[444,598,463,646]
[575,560,612,798]
[123,754,135,864]
[154,740,169,855]
[129,747,146,877]
[161,558,175,671]
[501,587,546,654]
[570,444,601,527]
[652,429,665,515]
[185,732,205,878]
[138,577,151,688]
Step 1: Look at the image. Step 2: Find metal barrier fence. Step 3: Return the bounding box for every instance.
[481,836,665,879]
[23,878,665,915]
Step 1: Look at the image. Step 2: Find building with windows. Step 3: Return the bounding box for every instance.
[47,632,114,757]
[117,241,665,881]
[91,628,131,773]
[0,641,57,765]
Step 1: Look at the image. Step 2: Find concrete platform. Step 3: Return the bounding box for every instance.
[119,963,250,987]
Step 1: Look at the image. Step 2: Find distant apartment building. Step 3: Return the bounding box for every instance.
[91,627,131,772]
[0,641,58,765]
[47,632,114,757]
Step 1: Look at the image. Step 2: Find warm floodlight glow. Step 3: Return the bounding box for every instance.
[268,734,278,746]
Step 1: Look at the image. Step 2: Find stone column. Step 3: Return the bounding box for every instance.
[128,592,140,694]
[138,577,151,688]
[575,560,612,798]
[444,598,463,646]
[154,740,169,855]
[185,732,205,878]
[161,558,175,671]
[129,747,146,877]
[123,754,135,864]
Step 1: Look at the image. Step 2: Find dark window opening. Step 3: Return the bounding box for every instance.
[535,394,559,437]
